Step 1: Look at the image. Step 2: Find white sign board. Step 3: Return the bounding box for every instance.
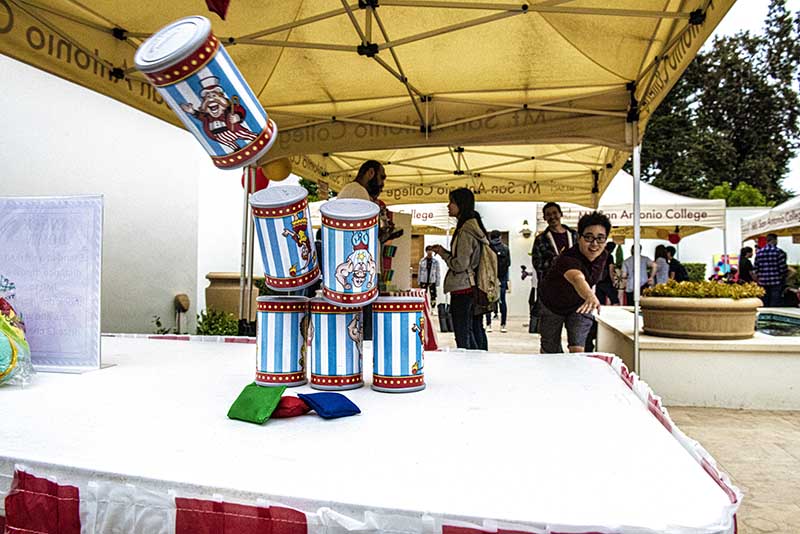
[0,196,103,372]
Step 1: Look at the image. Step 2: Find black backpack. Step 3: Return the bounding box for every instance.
[672,260,689,282]
[492,243,510,280]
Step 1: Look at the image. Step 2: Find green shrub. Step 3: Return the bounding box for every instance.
[151,315,172,335]
[196,308,239,336]
[643,280,765,299]
[683,263,706,282]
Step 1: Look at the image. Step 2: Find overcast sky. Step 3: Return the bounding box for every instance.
[710,0,800,195]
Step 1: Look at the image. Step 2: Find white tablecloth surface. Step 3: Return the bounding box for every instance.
[0,337,736,532]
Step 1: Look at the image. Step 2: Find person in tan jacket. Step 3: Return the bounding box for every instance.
[430,188,490,350]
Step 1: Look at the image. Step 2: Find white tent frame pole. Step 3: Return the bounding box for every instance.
[632,126,642,374]
[239,168,255,323]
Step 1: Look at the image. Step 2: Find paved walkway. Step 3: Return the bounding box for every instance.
[435,315,800,533]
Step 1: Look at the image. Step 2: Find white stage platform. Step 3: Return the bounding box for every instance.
[0,337,739,533]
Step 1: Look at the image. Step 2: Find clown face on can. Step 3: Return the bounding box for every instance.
[250,185,320,291]
[372,297,426,393]
[308,299,364,390]
[320,199,380,307]
[255,296,309,387]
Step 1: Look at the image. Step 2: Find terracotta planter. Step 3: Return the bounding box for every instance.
[640,296,763,340]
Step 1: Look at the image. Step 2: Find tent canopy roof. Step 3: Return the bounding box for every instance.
[741,196,800,241]
[536,170,726,238]
[1,0,734,205]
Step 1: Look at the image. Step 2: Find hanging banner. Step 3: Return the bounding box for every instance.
[0,196,103,372]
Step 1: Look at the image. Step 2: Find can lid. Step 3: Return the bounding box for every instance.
[134,16,212,73]
[257,296,310,303]
[250,185,308,209]
[320,198,379,220]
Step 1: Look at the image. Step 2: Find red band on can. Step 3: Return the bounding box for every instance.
[257,300,309,313]
[252,197,309,218]
[263,265,320,291]
[372,374,425,389]
[211,123,276,169]
[256,371,306,384]
[322,286,378,306]
[372,301,425,313]
[311,374,363,387]
[321,215,379,231]
[144,34,220,87]
[309,301,360,314]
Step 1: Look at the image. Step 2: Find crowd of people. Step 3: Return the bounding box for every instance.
[422,199,797,354]
[335,160,796,353]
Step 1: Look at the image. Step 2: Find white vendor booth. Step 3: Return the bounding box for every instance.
[537,171,727,238]
[740,195,800,241]
[0,337,739,533]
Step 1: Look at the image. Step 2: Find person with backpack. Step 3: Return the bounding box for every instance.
[486,230,510,333]
[430,188,495,350]
[538,211,611,353]
[665,245,689,282]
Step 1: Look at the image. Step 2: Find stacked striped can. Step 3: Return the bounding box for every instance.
[255,296,309,387]
[308,299,364,390]
[372,297,426,393]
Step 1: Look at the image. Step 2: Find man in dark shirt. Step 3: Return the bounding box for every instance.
[539,211,611,353]
[754,233,788,307]
[737,246,757,284]
[665,245,688,282]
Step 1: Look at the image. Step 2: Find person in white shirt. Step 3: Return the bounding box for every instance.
[336,160,386,201]
[654,244,670,285]
[418,248,441,306]
[622,245,657,305]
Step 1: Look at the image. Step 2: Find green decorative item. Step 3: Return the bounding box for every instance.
[614,244,624,268]
[641,280,764,340]
[644,280,765,299]
[683,263,707,282]
[227,383,287,424]
[197,308,239,336]
[0,298,33,386]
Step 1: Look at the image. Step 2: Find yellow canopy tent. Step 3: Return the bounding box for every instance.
[1,0,733,206]
[1,0,735,362]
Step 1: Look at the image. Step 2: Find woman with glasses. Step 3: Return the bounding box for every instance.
[538,211,612,353]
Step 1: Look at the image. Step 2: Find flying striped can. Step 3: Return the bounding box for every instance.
[255,296,309,387]
[372,296,426,393]
[250,185,320,291]
[308,298,364,390]
[134,16,277,170]
[320,199,380,307]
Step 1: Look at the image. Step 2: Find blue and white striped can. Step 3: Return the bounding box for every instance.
[308,298,364,390]
[250,185,320,291]
[372,297,426,393]
[320,199,380,307]
[134,16,277,170]
[255,296,309,387]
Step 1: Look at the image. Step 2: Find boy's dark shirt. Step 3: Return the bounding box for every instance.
[540,245,608,316]
[668,258,688,282]
[738,257,754,283]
